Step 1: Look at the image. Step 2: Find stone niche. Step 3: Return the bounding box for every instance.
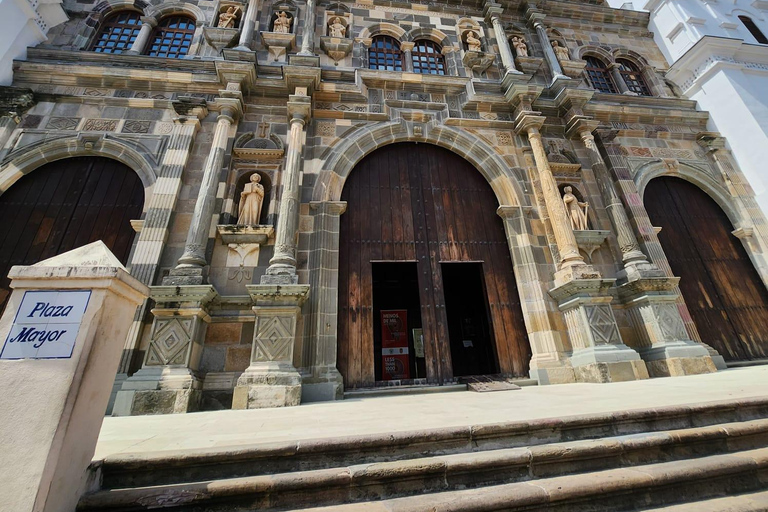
[202,3,244,54]
[548,29,586,79]
[320,12,353,65]
[457,18,494,74]
[510,31,543,75]
[262,3,297,62]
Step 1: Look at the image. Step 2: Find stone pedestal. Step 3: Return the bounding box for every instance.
[550,279,649,383]
[262,31,296,62]
[233,284,309,409]
[619,279,717,378]
[320,36,353,65]
[462,50,496,74]
[0,242,147,512]
[112,285,217,416]
[559,59,587,79]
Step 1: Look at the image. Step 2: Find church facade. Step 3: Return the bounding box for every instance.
[1,0,767,415]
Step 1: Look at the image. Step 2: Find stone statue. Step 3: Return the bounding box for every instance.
[328,16,346,38]
[217,6,240,28]
[465,30,482,52]
[552,40,570,61]
[511,36,528,58]
[562,186,589,231]
[273,11,292,33]
[239,173,265,226]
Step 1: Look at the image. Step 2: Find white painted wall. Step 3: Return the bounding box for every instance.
[0,0,67,85]
[607,0,768,218]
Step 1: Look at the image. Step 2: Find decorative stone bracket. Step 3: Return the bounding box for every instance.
[462,50,496,73]
[320,36,353,65]
[261,31,296,62]
[203,26,241,53]
[515,56,544,75]
[217,224,275,245]
[560,59,587,79]
[574,229,610,261]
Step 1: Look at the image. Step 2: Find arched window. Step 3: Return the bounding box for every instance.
[739,15,768,44]
[90,11,142,54]
[616,59,650,96]
[584,56,617,94]
[144,15,196,58]
[411,39,446,75]
[368,35,403,71]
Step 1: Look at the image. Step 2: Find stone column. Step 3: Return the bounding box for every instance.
[235,0,260,51]
[401,42,415,72]
[263,90,311,284]
[517,115,594,283]
[484,2,521,76]
[298,0,316,55]
[609,63,631,94]
[166,100,241,285]
[530,17,567,82]
[303,201,347,401]
[126,17,157,55]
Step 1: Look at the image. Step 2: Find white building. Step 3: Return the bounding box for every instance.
[609,0,768,216]
[0,0,67,85]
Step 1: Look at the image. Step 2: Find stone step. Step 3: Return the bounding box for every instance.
[297,448,768,512]
[92,396,768,490]
[77,419,768,511]
[643,489,768,511]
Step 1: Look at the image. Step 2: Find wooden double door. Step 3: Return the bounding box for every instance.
[337,143,530,388]
[645,177,768,361]
[0,157,144,313]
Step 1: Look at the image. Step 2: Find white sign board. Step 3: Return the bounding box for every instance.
[0,290,91,360]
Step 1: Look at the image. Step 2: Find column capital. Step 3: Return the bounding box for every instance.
[172,96,209,119]
[400,41,415,52]
[565,117,600,141]
[483,1,504,23]
[287,92,312,124]
[514,113,545,136]
[497,204,534,220]
[139,16,158,27]
[310,200,348,215]
[216,97,243,122]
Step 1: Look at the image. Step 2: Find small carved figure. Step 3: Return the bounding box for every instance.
[239,173,265,226]
[273,11,292,33]
[328,16,346,38]
[562,186,589,231]
[465,30,482,52]
[551,40,570,61]
[511,36,528,58]
[217,6,240,28]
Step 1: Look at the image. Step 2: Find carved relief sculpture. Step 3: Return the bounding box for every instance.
[511,36,528,57]
[562,186,589,230]
[217,6,240,28]
[328,17,346,38]
[465,30,482,52]
[273,11,292,33]
[239,174,265,226]
[552,40,570,61]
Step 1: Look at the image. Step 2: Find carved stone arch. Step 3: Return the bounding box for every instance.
[546,27,566,45]
[146,2,206,24]
[0,135,157,196]
[576,45,615,64]
[404,27,453,47]
[359,22,407,41]
[92,0,146,17]
[323,2,350,13]
[311,120,528,208]
[634,160,744,230]
[611,48,649,67]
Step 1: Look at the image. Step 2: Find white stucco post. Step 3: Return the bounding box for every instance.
[0,241,148,512]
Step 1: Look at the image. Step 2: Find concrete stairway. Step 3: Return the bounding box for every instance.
[78,397,768,511]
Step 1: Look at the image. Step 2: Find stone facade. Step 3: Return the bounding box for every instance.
[1,0,766,414]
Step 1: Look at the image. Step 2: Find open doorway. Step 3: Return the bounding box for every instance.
[442,262,498,377]
[372,262,425,382]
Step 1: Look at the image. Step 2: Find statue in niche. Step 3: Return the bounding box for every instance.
[328,16,346,38]
[465,30,482,52]
[511,36,528,57]
[239,174,265,226]
[273,11,292,33]
[562,186,589,231]
[217,6,240,28]
[552,40,570,61]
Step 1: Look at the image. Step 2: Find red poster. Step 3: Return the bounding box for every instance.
[381,310,410,380]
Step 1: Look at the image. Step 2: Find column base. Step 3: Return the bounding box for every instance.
[640,342,717,377]
[162,265,207,286]
[301,366,344,402]
[112,367,202,416]
[232,362,302,409]
[571,345,649,383]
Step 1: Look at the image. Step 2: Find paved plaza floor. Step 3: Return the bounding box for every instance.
[94,366,768,461]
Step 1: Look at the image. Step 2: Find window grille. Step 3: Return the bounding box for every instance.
[584,56,617,94]
[617,59,650,96]
[411,39,446,75]
[368,35,403,71]
[145,16,195,59]
[90,11,142,54]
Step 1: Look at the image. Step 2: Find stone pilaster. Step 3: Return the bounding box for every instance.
[527,12,567,82]
[298,0,316,56]
[235,0,260,51]
[401,42,415,73]
[484,1,521,77]
[126,17,157,55]
[263,90,311,284]
[233,284,310,408]
[303,201,347,401]
[112,285,218,415]
[166,99,242,285]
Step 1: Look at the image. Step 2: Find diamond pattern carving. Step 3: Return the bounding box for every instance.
[586,305,621,345]
[655,304,688,341]
[253,316,295,362]
[146,317,194,366]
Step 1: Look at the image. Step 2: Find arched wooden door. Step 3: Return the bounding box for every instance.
[0,157,145,312]
[338,143,530,388]
[644,176,768,361]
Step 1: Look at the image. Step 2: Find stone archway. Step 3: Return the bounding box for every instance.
[0,156,145,312]
[337,142,531,388]
[644,176,768,361]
